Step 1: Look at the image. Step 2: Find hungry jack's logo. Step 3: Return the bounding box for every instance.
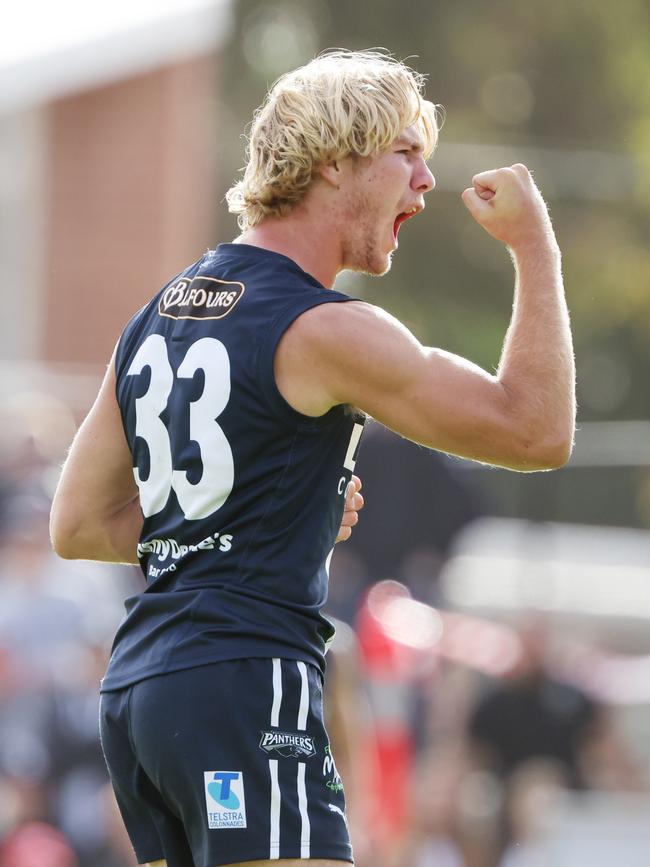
[158,276,245,320]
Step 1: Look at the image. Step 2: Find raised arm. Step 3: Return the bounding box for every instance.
[275,164,575,471]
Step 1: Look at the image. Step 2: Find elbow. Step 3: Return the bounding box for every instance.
[52,544,76,561]
[49,504,83,560]
[514,427,574,471]
[551,431,574,468]
[50,529,77,561]
[498,387,575,470]
[534,439,573,470]
[494,374,576,470]
[534,415,575,469]
[51,537,79,561]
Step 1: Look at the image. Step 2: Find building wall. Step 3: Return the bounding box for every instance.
[42,56,218,365]
[0,110,44,362]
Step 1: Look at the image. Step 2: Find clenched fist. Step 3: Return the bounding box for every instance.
[461,163,556,250]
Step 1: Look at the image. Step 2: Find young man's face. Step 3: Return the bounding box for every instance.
[339,125,435,276]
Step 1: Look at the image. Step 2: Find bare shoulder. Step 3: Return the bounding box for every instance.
[274,300,369,417]
[291,297,401,335]
[275,298,425,417]
[283,298,419,360]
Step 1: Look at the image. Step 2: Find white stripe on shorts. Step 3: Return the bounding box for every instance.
[269,758,281,860]
[269,659,283,858]
[296,661,309,731]
[297,761,311,858]
[271,657,282,727]
[268,659,313,859]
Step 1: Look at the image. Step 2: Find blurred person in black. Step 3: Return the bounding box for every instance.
[328,423,485,623]
[468,619,597,790]
[466,617,643,866]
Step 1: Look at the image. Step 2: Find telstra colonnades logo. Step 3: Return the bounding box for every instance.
[204,771,247,829]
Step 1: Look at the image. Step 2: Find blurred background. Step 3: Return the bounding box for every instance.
[1,1,650,865]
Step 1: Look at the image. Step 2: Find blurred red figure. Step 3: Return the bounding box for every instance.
[356,582,440,864]
[0,822,78,867]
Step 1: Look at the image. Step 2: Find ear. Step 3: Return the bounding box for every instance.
[318,160,342,189]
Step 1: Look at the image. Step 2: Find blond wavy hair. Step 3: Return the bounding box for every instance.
[226,49,441,229]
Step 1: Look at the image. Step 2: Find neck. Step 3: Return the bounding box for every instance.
[233,201,343,289]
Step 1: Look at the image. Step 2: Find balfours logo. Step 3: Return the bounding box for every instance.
[158,276,245,320]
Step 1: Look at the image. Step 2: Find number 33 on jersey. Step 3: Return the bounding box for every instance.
[127,334,234,520]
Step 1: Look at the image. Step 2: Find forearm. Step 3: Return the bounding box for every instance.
[88,496,143,564]
[51,494,143,564]
[497,238,575,464]
[458,164,575,466]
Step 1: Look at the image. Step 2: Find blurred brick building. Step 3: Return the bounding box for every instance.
[1,0,233,393]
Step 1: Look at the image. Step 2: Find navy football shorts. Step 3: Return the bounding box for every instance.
[99,658,354,867]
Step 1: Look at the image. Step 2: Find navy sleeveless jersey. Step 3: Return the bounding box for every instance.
[100,244,365,691]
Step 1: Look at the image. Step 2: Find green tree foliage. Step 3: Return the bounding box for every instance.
[219,0,650,433]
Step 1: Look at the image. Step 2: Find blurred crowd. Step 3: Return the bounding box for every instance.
[0,391,142,866]
[0,396,647,867]
[327,598,645,867]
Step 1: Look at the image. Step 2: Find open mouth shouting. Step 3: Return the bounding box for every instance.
[392,204,423,246]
